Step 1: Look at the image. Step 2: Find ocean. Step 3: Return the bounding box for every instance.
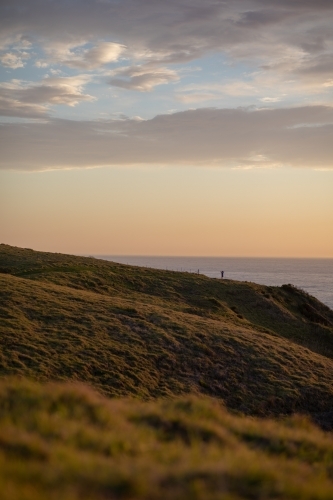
[98,256,333,311]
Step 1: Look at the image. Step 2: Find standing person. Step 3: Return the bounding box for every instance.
[221,271,224,278]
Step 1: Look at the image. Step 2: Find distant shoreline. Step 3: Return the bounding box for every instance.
[95,255,333,311]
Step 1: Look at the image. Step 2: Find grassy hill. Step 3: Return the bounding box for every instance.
[1,244,333,498]
[1,244,333,420]
[1,378,333,500]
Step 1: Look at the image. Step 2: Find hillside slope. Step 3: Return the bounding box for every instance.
[1,244,333,427]
[1,244,332,356]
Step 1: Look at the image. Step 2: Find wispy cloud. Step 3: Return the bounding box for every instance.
[1,1,333,83]
[0,76,94,118]
[40,41,126,70]
[1,106,332,171]
[108,65,179,91]
[175,67,333,105]
[1,0,333,171]
[1,52,27,69]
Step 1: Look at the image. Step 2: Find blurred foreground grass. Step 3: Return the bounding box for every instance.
[1,378,333,500]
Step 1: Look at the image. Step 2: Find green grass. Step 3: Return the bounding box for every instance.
[1,244,333,498]
[1,244,332,357]
[1,244,333,425]
[1,378,333,500]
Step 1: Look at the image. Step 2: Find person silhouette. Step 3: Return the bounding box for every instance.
[221,271,224,278]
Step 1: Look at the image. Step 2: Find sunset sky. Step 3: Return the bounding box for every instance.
[1,0,332,257]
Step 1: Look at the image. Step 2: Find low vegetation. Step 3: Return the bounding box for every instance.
[2,378,333,500]
[1,244,333,498]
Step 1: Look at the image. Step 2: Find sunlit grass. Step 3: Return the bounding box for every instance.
[1,244,333,426]
[1,244,333,498]
[1,379,333,500]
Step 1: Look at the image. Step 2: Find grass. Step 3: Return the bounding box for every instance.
[1,244,333,498]
[1,378,333,500]
[1,244,333,424]
[1,244,332,357]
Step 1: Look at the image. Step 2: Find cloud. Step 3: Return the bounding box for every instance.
[176,92,217,103]
[0,0,332,144]
[35,60,49,68]
[175,66,333,105]
[0,33,33,68]
[83,42,125,68]
[44,41,126,69]
[0,76,94,118]
[297,53,333,77]
[22,76,95,106]
[31,41,125,70]
[0,105,332,170]
[0,47,31,69]
[1,1,332,83]
[0,52,25,68]
[254,0,333,10]
[108,65,179,91]
[0,98,48,119]
[260,97,281,103]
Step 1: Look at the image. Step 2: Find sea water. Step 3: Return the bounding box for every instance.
[98,256,333,311]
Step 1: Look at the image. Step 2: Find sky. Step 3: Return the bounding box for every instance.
[0,0,332,257]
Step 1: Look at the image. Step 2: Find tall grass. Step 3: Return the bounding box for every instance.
[1,378,333,500]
